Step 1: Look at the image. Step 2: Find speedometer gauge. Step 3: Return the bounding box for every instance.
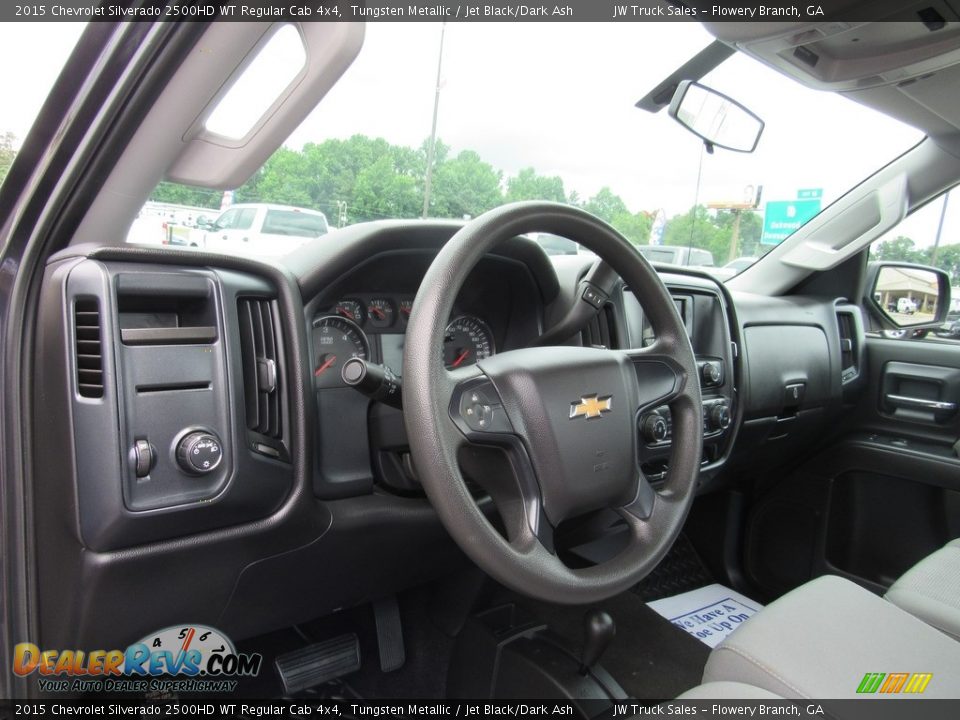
[444,316,495,369]
[313,316,369,388]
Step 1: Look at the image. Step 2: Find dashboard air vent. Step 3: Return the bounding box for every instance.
[582,305,618,349]
[835,304,862,385]
[238,298,283,439]
[74,298,103,398]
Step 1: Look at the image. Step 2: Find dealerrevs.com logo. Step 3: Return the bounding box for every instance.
[13,624,262,694]
[856,672,933,694]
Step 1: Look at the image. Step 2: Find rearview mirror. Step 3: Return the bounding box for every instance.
[866,262,951,329]
[668,80,764,153]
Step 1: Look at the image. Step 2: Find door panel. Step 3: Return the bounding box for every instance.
[821,336,960,589]
[744,334,960,599]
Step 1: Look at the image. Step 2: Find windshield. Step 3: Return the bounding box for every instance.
[0,23,84,190]
[132,22,924,273]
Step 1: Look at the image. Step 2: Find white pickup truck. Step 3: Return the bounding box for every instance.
[195,203,330,256]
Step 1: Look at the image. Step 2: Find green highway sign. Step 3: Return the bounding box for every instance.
[797,188,823,200]
[761,199,822,245]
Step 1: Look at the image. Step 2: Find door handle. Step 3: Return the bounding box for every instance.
[885,394,957,412]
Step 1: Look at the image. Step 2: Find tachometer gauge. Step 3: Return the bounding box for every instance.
[444,316,495,369]
[313,316,369,388]
[367,298,395,329]
[333,299,365,325]
[398,299,414,324]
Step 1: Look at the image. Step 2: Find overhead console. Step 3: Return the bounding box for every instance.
[35,258,295,552]
[706,2,960,92]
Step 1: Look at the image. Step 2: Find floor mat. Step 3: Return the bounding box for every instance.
[631,533,714,602]
[509,589,711,700]
[647,583,763,649]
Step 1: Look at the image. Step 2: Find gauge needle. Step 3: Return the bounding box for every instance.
[371,307,386,319]
[340,310,355,321]
[451,349,470,368]
[314,355,337,376]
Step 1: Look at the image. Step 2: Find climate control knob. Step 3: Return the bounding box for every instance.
[701,362,722,386]
[640,414,668,444]
[707,404,732,432]
[175,431,223,475]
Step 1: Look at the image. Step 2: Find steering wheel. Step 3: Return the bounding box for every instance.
[403,202,702,603]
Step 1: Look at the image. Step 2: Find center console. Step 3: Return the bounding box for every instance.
[622,283,737,481]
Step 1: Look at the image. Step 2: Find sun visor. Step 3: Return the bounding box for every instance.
[167,21,364,189]
[778,173,908,271]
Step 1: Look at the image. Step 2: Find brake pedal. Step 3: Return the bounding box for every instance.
[275,633,361,694]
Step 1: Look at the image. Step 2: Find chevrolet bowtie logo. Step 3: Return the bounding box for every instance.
[569,394,613,420]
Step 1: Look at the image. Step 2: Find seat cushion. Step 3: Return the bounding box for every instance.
[676,681,784,700]
[886,538,960,641]
[703,575,960,698]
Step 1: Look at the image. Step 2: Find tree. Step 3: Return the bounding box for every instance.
[352,155,421,221]
[236,147,312,208]
[0,131,15,187]
[926,244,960,285]
[662,205,728,263]
[715,209,763,259]
[430,150,503,219]
[505,167,566,204]
[610,211,652,246]
[873,235,925,263]
[583,187,629,224]
[150,181,221,209]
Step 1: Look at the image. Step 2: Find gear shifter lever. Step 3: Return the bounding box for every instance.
[579,609,616,676]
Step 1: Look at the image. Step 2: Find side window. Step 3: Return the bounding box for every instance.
[234,208,257,231]
[868,190,959,342]
[691,249,714,267]
[215,209,239,229]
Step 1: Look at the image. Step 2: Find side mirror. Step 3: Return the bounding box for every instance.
[668,80,764,154]
[196,215,213,230]
[866,262,951,329]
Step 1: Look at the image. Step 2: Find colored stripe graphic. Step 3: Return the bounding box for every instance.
[856,672,932,694]
[857,673,885,693]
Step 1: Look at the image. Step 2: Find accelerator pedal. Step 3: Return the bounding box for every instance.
[275,633,361,694]
[374,596,406,672]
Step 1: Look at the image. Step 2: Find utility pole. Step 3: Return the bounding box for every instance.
[931,190,951,266]
[707,185,761,261]
[422,23,447,219]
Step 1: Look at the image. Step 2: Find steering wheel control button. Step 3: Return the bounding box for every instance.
[581,284,608,309]
[131,439,156,478]
[640,413,668,444]
[455,381,512,434]
[175,431,223,475]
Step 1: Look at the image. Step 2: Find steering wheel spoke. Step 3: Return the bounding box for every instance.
[621,342,688,412]
[619,466,658,522]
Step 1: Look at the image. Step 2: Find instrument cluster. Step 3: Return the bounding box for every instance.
[312,296,495,388]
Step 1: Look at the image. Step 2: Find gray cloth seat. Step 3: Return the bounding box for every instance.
[702,574,960,698]
[886,538,960,641]
[676,681,784,699]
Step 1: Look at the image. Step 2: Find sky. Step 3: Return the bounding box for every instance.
[1,19,959,250]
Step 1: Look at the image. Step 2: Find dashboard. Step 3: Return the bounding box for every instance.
[303,249,544,498]
[311,297,496,387]
[32,220,857,652]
